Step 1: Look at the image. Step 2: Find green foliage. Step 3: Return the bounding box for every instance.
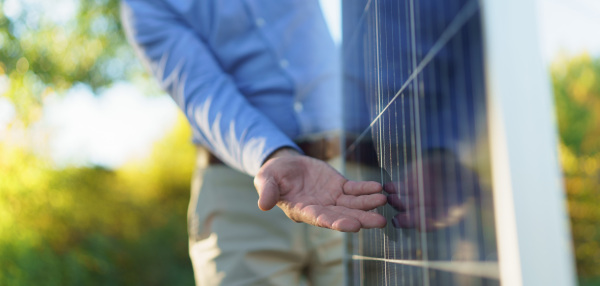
[0,0,198,284]
[0,115,196,285]
[553,54,600,157]
[0,0,145,124]
[580,277,600,286]
[552,54,600,279]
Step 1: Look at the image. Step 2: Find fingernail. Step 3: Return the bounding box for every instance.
[392,217,399,228]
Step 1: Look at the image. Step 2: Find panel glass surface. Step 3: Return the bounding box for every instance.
[342,0,500,284]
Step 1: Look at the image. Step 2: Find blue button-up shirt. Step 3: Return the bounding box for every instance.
[121,0,340,176]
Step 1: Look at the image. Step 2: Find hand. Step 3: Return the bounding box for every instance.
[254,148,387,232]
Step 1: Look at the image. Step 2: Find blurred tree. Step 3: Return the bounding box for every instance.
[0,0,148,124]
[552,53,600,281]
[0,0,196,284]
[0,114,196,285]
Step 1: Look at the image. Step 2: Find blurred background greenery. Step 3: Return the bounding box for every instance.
[0,0,196,284]
[0,0,599,285]
[553,54,600,286]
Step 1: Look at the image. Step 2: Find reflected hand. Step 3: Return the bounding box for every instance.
[385,150,474,231]
[254,148,387,232]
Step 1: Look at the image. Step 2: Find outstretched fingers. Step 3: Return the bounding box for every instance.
[336,193,387,210]
[332,206,387,229]
[299,205,387,232]
[295,205,359,232]
[343,180,383,196]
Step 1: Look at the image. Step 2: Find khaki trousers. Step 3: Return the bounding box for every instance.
[188,159,343,286]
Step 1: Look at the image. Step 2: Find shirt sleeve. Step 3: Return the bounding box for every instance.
[121,0,301,176]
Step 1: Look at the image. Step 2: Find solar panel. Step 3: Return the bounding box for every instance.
[342,0,499,284]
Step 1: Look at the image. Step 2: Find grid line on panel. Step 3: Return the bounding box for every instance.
[351,255,500,280]
[398,3,411,282]
[345,0,480,155]
[407,0,430,284]
[373,0,390,284]
[389,5,403,284]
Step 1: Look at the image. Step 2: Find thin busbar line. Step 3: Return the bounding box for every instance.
[352,255,500,280]
[408,1,432,285]
[345,0,480,154]
[407,0,430,285]
[373,1,388,284]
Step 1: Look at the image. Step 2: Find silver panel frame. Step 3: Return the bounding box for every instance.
[481,0,576,285]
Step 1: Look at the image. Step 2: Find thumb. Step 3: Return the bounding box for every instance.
[254,175,280,211]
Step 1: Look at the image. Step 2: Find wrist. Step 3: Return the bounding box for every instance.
[263,147,301,165]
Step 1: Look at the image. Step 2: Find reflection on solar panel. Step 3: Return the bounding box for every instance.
[342,0,498,284]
